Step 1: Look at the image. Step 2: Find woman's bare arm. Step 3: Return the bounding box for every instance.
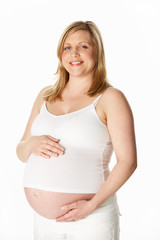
[90,87,137,209]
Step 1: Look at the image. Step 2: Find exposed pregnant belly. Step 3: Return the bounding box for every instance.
[24,187,95,219]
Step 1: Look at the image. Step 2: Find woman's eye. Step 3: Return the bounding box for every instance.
[80,45,88,49]
[64,45,88,50]
[64,46,71,50]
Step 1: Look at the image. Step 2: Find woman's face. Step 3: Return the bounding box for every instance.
[62,30,96,79]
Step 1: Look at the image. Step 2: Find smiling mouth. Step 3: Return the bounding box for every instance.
[69,61,83,66]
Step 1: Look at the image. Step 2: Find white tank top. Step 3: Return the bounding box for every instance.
[23,93,113,193]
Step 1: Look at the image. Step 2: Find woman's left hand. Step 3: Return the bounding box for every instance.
[56,199,95,222]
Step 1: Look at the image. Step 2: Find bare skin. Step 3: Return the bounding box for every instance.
[24,188,95,219]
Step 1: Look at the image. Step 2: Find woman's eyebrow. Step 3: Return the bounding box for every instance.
[78,41,91,44]
[64,41,91,45]
[64,43,71,45]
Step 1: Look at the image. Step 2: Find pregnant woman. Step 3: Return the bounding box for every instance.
[16,21,137,239]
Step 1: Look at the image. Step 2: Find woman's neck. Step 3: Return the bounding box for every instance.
[65,75,93,95]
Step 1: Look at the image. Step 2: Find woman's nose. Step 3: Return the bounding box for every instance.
[70,47,80,57]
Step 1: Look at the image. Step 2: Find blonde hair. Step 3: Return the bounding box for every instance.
[43,20,112,103]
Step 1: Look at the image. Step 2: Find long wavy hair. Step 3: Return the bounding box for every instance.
[43,20,111,103]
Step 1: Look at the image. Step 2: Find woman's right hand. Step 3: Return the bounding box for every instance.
[28,135,65,159]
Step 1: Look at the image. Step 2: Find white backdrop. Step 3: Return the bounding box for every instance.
[0,0,160,239]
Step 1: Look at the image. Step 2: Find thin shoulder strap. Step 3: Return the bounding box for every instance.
[92,94,103,107]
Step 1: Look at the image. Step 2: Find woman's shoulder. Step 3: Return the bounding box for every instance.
[102,87,125,98]
[36,85,52,111]
[101,87,127,103]
[101,87,130,112]
[37,85,51,102]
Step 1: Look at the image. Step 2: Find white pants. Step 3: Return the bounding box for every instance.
[33,194,120,240]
